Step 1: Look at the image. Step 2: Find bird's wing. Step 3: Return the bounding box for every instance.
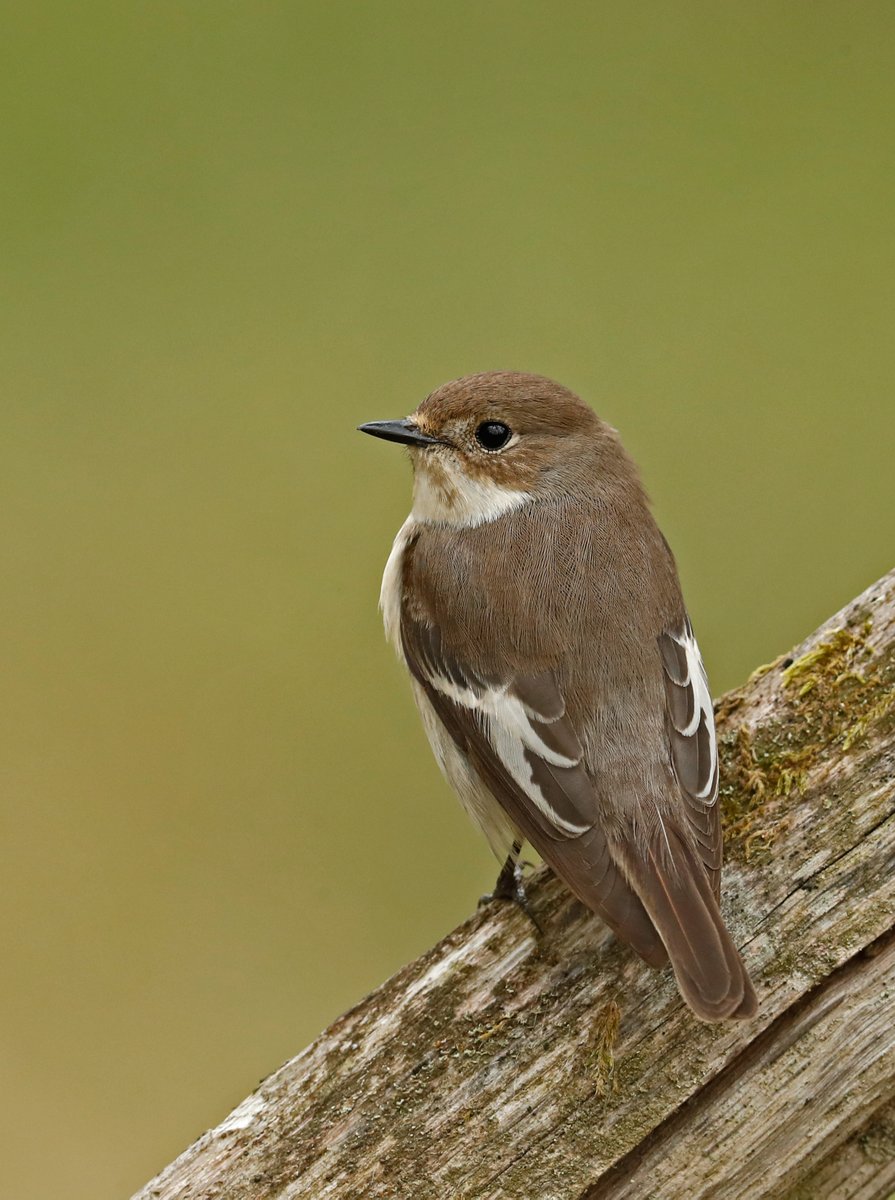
[606,614,757,1020]
[401,610,668,967]
[656,616,722,897]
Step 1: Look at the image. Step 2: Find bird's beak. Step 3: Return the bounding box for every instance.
[357,418,442,447]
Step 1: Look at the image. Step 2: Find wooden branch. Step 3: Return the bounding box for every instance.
[135,571,895,1200]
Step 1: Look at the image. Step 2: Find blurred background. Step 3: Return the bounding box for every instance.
[1,3,893,1196]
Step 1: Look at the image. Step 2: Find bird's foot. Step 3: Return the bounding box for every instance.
[479,852,542,934]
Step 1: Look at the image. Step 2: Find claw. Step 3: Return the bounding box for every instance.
[479,846,543,934]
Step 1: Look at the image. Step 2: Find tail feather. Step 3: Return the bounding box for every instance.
[623,824,757,1022]
[534,824,670,970]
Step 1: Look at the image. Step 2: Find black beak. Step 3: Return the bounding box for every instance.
[357,418,441,447]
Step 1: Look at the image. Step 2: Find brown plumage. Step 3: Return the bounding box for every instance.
[360,371,757,1022]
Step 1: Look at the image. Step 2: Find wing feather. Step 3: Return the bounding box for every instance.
[402,610,668,967]
[658,618,722,896]
[403,613,592,839]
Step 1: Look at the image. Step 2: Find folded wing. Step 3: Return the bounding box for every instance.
[620,617,758,1020]
[657,616,722,896]
[402,612,669,968]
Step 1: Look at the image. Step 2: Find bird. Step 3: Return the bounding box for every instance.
[358,371,757,1022]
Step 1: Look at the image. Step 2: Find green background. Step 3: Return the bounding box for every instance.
[2,4,892,1197]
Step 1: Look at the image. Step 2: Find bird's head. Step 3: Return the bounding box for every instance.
[359,371,633,527]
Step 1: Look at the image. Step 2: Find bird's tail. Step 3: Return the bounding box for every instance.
[622,824,757,1022]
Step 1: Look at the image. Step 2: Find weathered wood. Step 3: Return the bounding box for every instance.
[135,571,895,1200]
[782,1093,895,1200]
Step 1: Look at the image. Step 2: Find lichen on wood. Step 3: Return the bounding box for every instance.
[133,570,895,1200]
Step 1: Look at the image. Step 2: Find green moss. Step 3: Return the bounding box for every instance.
[719,611,895,864]
[842,689,895,750]
[746,653,788,684]
[587,1000,621,1097]
[781,620,872,691]
[719,724,791,861]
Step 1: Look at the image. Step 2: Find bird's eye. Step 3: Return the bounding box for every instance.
[474,421,512,451]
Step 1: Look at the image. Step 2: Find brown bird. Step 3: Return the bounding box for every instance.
[359,371,757,1021]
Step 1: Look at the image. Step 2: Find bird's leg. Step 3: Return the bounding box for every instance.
[490,847,524,902]
[479,841,542,933]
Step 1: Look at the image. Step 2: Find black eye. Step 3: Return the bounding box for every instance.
[475,421,512,451]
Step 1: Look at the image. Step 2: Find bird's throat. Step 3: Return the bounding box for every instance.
[410,456,531,528]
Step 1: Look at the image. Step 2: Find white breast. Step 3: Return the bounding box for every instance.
[379,515,416,658]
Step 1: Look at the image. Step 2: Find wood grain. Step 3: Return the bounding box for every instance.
[782,1093,895,1200]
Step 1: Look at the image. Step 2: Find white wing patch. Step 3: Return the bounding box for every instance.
[661,619,718,803]
[425,671,591,837]
[381,523,594,842]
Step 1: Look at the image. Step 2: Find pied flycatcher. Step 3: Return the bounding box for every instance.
[359,371,757,1022]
